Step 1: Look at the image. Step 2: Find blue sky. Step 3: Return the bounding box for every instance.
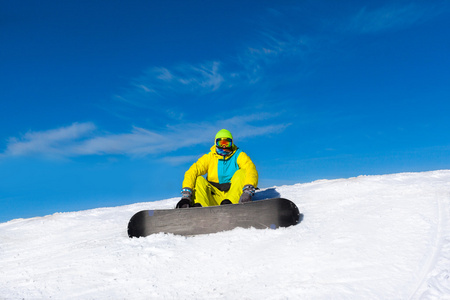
[1,0,450,222]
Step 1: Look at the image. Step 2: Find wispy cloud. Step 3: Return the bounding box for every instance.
[137,61,225,96]
[1,122,97,158]
[111,1,447,119]
[113,28,311,119]
[111,61,231,123]
[346,2,445,34]
[236,30,312,84]
[116,60,227,110]
[1,115,289,160]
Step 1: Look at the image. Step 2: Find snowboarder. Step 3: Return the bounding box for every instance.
[176,129,258,208]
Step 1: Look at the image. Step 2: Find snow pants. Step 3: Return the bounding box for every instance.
[193,169,246,207]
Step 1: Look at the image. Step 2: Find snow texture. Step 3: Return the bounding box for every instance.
[1,170,450,299]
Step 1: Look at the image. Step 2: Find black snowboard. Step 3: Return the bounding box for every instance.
[127,198,300,237]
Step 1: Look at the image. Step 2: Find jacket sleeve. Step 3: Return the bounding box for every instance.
[182,153,210,189]
[237,151,258,188]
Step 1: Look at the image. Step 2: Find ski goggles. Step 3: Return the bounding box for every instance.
[216,137,233,149]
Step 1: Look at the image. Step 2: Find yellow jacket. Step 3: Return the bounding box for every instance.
[182,145,258,189]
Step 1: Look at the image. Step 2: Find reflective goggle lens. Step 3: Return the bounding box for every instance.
[216,138,232,148]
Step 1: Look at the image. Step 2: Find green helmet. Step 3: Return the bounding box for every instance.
[215,129,233,140]
[215,129,233,156]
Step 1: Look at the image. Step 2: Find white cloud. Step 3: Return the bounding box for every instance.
[112,2,447,118]
[110,61,230,122]
[135,61,225,97]
[1,115,290,159]
[347,3,442,34]
[114,29,312,116]
[2,122,97,158]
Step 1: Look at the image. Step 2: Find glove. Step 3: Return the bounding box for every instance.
[176,188,193,208]
[239,185,255,203]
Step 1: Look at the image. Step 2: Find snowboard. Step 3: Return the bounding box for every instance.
[127,198,300,237]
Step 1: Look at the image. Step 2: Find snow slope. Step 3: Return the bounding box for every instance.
[1,170,450,299]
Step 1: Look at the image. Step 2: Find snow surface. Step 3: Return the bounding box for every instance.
[1,170,450,299]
